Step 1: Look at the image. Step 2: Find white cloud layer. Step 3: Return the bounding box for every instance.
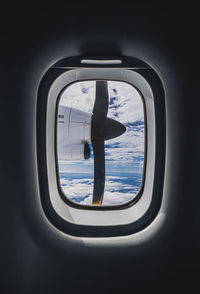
[59,80,143,123]
[60,175,138,205]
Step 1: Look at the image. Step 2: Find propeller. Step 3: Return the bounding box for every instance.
[91,81,126,205]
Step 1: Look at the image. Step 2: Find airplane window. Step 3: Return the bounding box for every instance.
[56,80,145,207]
[38,56,164,234]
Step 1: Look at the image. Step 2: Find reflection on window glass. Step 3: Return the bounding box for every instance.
[56,80,145,206]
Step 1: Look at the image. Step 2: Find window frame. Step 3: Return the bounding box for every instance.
[37,56,166,237]
[55,79,147,210]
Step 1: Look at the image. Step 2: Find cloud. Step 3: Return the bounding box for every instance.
[60,174,140,206]
[59,80,143,123]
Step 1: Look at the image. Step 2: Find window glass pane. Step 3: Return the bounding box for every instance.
[56,80,145,207]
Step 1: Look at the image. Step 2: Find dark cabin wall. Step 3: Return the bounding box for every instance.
[0,4,199,294]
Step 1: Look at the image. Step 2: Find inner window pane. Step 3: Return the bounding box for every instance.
[56,80,145,207]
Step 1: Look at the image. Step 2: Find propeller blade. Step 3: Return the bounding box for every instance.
[104,117,126,141]
[92,81,108,122]
[92,138,105,205]
[91,80,126,205]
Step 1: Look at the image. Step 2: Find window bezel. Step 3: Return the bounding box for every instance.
[37,56,166,237]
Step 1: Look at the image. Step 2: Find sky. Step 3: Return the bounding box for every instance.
[57,80,145,206]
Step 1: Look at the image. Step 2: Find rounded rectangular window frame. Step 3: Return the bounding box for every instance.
[55,79,147,210]
[46,68,156,226]
[37,56,166,237]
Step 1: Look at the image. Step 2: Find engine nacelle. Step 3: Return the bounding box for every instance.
[57,106,92,161]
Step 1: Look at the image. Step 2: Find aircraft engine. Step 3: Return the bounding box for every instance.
[57,106,92,160]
